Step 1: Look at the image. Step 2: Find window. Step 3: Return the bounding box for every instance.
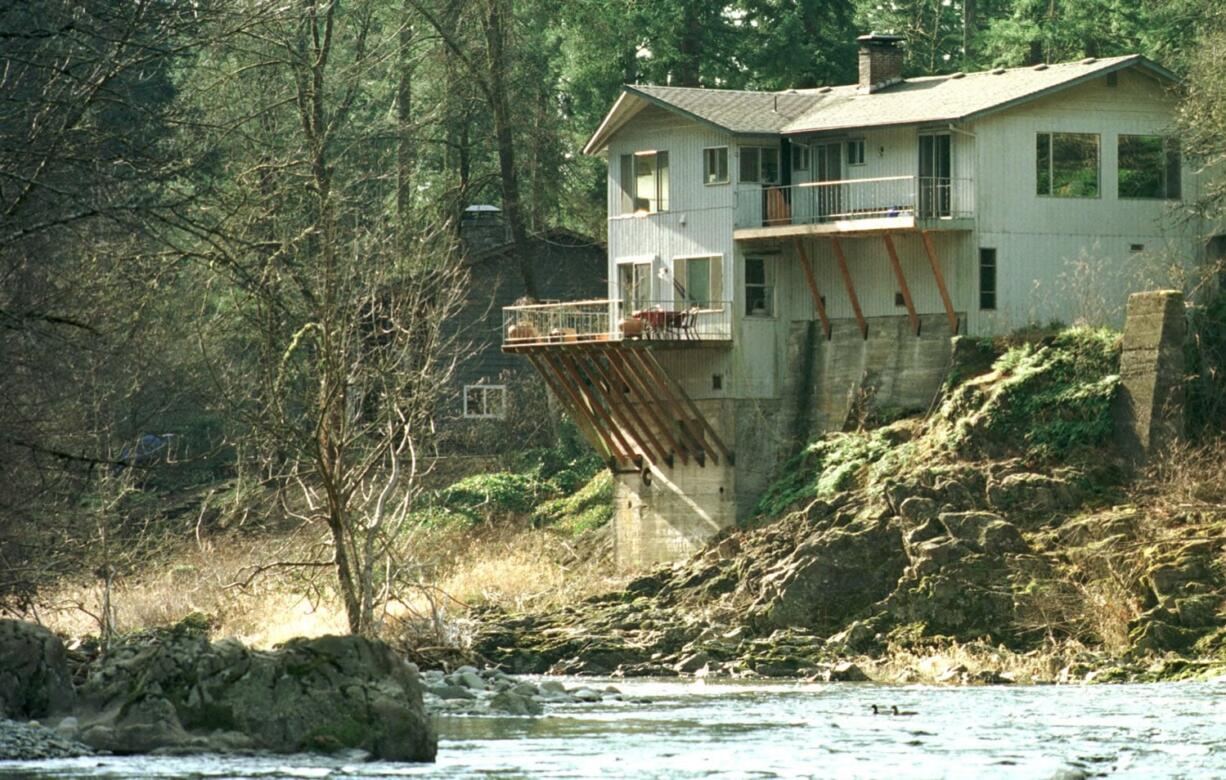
[703,147,729,185]
[979,248,997,311]
[464,385,506,419]
[619,260,653,312]
[791,143,809,172]
[1118,135,1181,200]
[618,151,669,213]
[739,146,780,184]
[847,139,866,166]
[744,257,774,316]
[1037,132,1099,197]
[673,256,724,308]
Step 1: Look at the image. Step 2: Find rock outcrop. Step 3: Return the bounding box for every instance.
[0,620,76,720]
[74,628,436,761]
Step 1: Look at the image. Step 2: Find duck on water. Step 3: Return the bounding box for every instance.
[871,705,917,716]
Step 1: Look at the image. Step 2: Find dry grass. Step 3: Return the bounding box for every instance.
[31,518,626,649]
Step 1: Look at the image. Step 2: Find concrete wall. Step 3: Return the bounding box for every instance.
[1113,290,1186,459]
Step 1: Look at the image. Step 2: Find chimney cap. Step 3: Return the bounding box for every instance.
[857,33,905,46]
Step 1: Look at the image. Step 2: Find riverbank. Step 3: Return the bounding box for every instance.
[465,329,1226,685]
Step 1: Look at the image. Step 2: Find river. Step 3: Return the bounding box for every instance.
[4,678,1224,779]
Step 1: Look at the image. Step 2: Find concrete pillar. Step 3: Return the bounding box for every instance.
[1114,290,1186,459]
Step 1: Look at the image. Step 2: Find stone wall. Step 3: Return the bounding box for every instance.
[1114,290,1186,459]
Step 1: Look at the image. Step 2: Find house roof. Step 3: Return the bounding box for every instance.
[583,54,1179,153]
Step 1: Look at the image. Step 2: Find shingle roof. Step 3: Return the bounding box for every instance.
[585,54,1177,153]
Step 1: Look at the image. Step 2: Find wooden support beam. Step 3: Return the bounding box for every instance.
[545,352,637,465]
[613,346,709,466]
[602,349,687,465]
[529,354,625,467]
[578,352,672,467]
[883,233,920,336]
[633,349,734,466]
[921,230,958,334]
[829,237,867,339]
[793,238,831,340]
[557,352,644,466]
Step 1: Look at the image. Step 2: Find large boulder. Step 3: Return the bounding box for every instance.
[76,629,436,761]
[0,620,76,719]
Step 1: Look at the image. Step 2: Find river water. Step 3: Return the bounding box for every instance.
[4,678,1225,779]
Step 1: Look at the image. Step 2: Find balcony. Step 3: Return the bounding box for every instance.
[502,298,732,351]
[734,175,974,240]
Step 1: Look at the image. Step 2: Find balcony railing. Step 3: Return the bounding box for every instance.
[503,299,732,348]
[735,175,974,230]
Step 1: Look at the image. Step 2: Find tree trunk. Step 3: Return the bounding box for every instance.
[397,3,415,253]
[484,0,537,298]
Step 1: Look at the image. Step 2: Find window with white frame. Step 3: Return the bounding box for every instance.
[703,146,729,185]
[1118,135,1181,200]
[619,260,653,312]
[739,146,780,184]
[1036,132,1099,198]
[791,143,809,172]
[744,257,775,316]
[847,139,866,166]
[673,256,724,308]
[618,150,669,213]
[463,384,506,419]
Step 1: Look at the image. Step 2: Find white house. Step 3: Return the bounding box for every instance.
[503,36,1220,568]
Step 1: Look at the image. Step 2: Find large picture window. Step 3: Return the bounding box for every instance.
[703,147,729,185]
[1036,132,1099,198]
[464,385,506,419]
[744,257,774,316]
[1118,135,1181,200]
[739,146,780,184]
[618,151,669,213]
[673,256,724,308]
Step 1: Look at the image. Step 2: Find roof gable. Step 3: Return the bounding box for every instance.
[583,55,1179,154]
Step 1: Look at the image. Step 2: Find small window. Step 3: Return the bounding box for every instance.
[847,140,866,166]
[1118,135,1181,200]
[1130,243,1145,253]
[703,146,729,185]
[739,146,780,184]
[1036,132,1099,198]
[894,292,905,307]
[744,257,774,316]
[1106,72,1118,87]
[673,256,724,309]
[619,150,669,214]
[712,374,723,391]
[979,248,997,311]
[464,385,506,419]
[791,144,809,172]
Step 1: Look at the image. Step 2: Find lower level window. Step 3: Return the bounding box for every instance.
[745,257,774,316]
[464,385,506,419]
[979,248,997,311]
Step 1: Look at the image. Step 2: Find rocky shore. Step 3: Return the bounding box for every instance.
[466,333,1226,685]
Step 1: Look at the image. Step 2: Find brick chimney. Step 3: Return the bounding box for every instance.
[858,33,905,93]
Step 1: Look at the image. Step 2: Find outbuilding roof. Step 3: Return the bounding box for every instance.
[583,54,1178,154]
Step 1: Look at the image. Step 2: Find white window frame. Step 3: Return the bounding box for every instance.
[463,384,507,419]
[703,146,729,185]
[739,145,781,184]
[744,256,776,317]
[1117,134,1181,201]
[617,255,656,313]
[791,143,810,172]
[672,254,725,309]
[847,139,866,166]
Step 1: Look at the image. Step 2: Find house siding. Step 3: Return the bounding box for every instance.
[969,68,1204,334]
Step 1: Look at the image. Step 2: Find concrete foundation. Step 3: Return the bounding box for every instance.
[612,314,957,570]
[1114,290,1186,459]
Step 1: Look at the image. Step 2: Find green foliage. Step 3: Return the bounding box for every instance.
[941,327,1121,459]
[1185,287,1226,436]
[753,430,896,519]
[431,436,606,526]
[532,471,614,536]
